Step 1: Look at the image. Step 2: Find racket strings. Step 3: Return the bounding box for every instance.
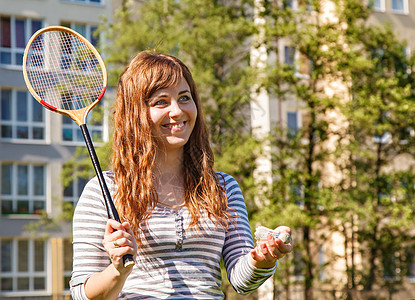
[25,30,104,111]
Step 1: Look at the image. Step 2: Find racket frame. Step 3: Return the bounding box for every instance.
[22,25,134,268]
[22,25,107,126]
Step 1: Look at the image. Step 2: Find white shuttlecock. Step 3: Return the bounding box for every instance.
[254,225,292,244]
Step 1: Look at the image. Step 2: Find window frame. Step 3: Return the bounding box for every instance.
[372,0,386,12]
[63,169,89,207]
[391,0,409,14]
[284,0,298,10]
[1,88,46,142]
[60,103,104,144]
[1,163,46,215]
[61,0,104,5]
[0,16,43,67]
[287,111,301,135]
[0,239,47,295]
[281,43,310,78]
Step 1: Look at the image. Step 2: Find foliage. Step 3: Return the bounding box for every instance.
[98,0,259,194]
[257,0,415,298]
[40,0,415,298]
[343,17,415,292]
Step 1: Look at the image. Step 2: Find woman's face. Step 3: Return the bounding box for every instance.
[148,77,197,152]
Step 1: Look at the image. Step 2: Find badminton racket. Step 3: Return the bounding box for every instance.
[22,25,134,268]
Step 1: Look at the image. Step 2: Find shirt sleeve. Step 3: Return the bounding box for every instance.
[219,172,277,294]
[69,175,112,300]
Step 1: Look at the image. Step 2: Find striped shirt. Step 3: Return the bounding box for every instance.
[70,171,276,299]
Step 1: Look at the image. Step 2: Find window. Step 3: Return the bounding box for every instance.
[61,103,103,143]
[283,46,311,77]
[372,0,385,11]
[62,0,103,4]
[63,171,88,207]
[284,0,297,10]
[60,22,98,47]
[0,239,46,292]
[392,0,408,14]
[374,131,391,144]
[1,89,45,140]
[306,0,313,11]
[287,111,299,135]
[0,17,42,66]
[284,46,296,66]
[1,163,46,215]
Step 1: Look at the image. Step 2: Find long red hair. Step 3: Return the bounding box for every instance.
[112,51,232,241]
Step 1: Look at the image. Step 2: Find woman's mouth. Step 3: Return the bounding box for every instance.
[163,122,186,130]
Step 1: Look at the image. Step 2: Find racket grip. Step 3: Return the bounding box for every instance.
[123,254,135,268]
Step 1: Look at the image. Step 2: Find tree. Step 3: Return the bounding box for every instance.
[256,0,352,298]
[56,0,415,298]
[89,0,261,297]
[256,0,415,299]
[99,0,259,191]
[344,19,415,296]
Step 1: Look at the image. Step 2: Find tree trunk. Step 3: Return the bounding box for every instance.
[304,225,313,300]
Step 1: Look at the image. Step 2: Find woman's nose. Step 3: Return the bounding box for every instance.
[169,100,183,117]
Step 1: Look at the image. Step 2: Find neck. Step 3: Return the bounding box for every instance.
[154,147,184,178]
[153,148,186,210]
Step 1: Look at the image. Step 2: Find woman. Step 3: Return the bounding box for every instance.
[70,51,292,299]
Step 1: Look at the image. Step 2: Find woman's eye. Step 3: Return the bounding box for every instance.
[179,95,191,103]
[153,99,167,106]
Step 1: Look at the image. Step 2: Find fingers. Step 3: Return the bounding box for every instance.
[105,219,126,235]
[103,219,137,271]
[255,227,293,260]
[112,236,133,249]
[254,238,279,262]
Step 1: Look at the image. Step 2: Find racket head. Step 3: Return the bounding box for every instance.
[22,26,107,125]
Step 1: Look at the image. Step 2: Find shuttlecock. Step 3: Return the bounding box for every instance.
[254,225,291,244]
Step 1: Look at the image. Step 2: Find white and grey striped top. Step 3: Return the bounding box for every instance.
[70,171,276,299]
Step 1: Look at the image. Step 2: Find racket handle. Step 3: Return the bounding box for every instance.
[80,124,120,220]
[123,254,135,268]
[80,124,135,268]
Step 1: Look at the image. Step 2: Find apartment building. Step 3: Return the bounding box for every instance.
[369,0,415,49]
[0,0,112,298]
[1,0,415,299]
[252,0,415,299]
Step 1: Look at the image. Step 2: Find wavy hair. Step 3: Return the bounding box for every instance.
[112,51,232,241]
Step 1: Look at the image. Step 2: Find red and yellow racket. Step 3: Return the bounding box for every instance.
[22,26,134,268]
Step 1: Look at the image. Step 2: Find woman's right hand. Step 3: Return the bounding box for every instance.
[102,219,137,274]
[84,220,137,299]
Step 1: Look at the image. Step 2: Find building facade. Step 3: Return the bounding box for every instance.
[252,0,415,299]
[0,0,112,298]
[2,0,415,299]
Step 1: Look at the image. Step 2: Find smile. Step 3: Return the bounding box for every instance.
[163,122,186,130]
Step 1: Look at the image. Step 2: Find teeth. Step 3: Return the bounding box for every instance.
[167,123,184,129]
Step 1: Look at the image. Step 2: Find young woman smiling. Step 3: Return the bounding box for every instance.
[70,51,293,300]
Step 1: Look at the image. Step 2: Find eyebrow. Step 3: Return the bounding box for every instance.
[151,89,191,101]
[179,90,191,95]
[154,90,191,98]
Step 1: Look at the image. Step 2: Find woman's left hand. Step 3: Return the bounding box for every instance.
[249,226,293,269]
